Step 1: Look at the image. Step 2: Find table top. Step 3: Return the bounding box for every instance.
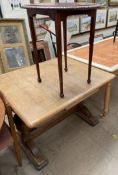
[0,58,115,128]
[22,2,100,11]
[67,37,118,73]
[0,98,5,129]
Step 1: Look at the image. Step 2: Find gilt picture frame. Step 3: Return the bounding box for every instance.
[108,0,118,6]
[0,19,32,73]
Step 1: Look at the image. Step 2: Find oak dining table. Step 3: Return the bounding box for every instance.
[0,57,115,169]
[22,2,100,97]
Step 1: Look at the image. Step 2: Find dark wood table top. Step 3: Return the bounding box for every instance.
[22,2,100,11]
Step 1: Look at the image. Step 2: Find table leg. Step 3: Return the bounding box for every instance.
[76,102,99,126]
[113,20,118,43]
[88,11,96,84]
[102,82,111,117]
[6,106,22,166]
[55,15,64,98]
[14,115,48,170]
[63,19,68,72]
[28,15,41,82]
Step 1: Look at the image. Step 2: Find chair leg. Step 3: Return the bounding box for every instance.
[6,105,22,166]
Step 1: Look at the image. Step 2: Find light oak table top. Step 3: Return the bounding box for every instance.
[0,58,115,128]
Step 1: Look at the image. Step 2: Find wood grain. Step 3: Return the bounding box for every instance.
[0,58,115,128]
[68,38,118,68]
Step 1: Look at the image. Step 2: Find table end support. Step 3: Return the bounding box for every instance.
[76,103,99,126]
[14,114,48,170]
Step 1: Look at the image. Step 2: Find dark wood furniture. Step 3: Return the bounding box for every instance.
[113,20,118,43]
[30,40,51,63]
[22,2,100,97]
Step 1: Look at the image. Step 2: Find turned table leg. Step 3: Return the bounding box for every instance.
[113,20,118,43]
[63,19,68,72]
[88,10,96,84]
[76,102,99,126]
[28,15,41,83]
[102,82,111,117]
[55,15,64,98]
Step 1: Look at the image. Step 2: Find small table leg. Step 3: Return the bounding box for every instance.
[28,15,41,83]
[63,19,68,72]
[76,102,99,126]
[113,20,118,43]
[14,115,48,170]
[88,11,96,84]
[102,82,111,117]
[55,15,64,98]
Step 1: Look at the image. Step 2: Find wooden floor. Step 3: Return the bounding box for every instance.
[0,58,115,128]
[67,37,118,72]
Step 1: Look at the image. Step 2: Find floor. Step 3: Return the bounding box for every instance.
[0,77,118,175]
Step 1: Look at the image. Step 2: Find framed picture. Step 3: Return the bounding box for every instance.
[34,17,51,40]
[95,9,107,29]
[80,15,91,33]
[30,0,52,3]
[108,0,118,6]
[0,26,21,44]
[107,8,118,27]
[95,0,108,6]
[67,15,79,35]
[0,19,32,73]
[3,47,26,68]
[76,0,93,2]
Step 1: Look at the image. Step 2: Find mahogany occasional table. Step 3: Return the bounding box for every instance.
[22,2,100,97]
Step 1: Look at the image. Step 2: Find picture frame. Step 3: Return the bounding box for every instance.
[67,15,80,35]
[34,16,51,40]
[95,9,107,29]
[0,19,32,73]
[108,0,118,6]
[30,0,52,3]
[95,0,108,6]
[76,0,93,2]
[80,15,91,33]
[107,8,118,27]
